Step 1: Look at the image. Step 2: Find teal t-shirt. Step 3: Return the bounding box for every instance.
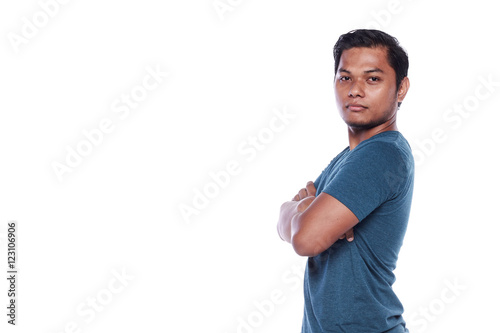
[302,131,414,333]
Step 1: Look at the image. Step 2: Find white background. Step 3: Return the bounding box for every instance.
[1,0,499,332]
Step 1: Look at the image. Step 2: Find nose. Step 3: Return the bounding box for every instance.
[348,80,364,98]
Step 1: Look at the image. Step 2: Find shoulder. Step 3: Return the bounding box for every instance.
[350,132,413,168]
[347,132,414,194]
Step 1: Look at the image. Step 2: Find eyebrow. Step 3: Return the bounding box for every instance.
[338,68,385,74]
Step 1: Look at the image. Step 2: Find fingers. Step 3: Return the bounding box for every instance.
[297,196,315,213]
[345,228,354,242]
[306,181,317,197]
[294,181,316,201]
[299,188,308,200]
[339,228,354,242]
[293,187,307,201]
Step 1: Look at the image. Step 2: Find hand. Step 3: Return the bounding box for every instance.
[278,181,317,243]
[339,228,354,242]
[294,181,354,242]
[293,181,316,201]
[293,181,316,213]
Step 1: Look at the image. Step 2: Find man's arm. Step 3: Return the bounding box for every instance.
[277,181,358,257]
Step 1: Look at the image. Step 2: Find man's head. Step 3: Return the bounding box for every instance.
[333,29,410,130]
[334,29,409,93]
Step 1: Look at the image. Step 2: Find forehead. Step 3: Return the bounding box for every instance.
[338,46,393,73]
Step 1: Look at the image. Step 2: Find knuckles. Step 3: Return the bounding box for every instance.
[297,196,314,212]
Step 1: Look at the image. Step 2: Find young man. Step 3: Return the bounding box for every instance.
[277,29,413,332]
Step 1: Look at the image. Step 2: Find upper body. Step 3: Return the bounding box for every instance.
[303,131,414,332]
[277,29,413,332]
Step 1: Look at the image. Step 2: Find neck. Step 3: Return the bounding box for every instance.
[348,119,398,150]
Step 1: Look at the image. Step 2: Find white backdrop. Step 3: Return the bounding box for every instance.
[1,0,499,332]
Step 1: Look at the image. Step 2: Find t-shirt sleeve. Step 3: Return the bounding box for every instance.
[321,141,408,222]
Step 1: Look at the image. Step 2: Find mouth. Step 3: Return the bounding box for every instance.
[346,104,368,112]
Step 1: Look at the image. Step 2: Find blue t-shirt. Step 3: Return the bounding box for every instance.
[302,131,414,333]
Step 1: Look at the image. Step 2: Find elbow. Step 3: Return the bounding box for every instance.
[291,233,324,257]
[290,214,325,257]
[291,224,341,257]
[290,211,339,257]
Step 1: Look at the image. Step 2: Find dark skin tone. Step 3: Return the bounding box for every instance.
[336,46,409,150]
[278,46,410,257]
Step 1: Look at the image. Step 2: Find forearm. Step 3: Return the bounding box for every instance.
[277,181,356,256]
[278,181,317,246]
[277,201,300,243]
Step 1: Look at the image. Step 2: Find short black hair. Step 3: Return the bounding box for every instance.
[333,29,409,90]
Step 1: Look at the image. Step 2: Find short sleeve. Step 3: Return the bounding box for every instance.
[322,141,409,222]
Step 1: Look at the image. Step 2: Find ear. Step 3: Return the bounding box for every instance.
[397,77,410,104]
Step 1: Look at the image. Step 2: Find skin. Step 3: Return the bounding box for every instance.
[277,46,410,257]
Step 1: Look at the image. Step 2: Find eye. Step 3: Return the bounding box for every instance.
[339,76,350,82]
[368,77,380,82]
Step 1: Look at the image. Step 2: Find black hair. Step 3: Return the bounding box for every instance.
[333,29,409,91]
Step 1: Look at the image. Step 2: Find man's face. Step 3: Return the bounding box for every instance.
[334,46,402,129]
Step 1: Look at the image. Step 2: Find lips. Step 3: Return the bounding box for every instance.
[346,104,367,111]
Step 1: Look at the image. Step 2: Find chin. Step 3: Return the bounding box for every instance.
[344,118,382,130]
[342,112,393,129]
[345,122,374,130]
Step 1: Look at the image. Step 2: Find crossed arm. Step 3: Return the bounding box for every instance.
[277,181,358,257]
